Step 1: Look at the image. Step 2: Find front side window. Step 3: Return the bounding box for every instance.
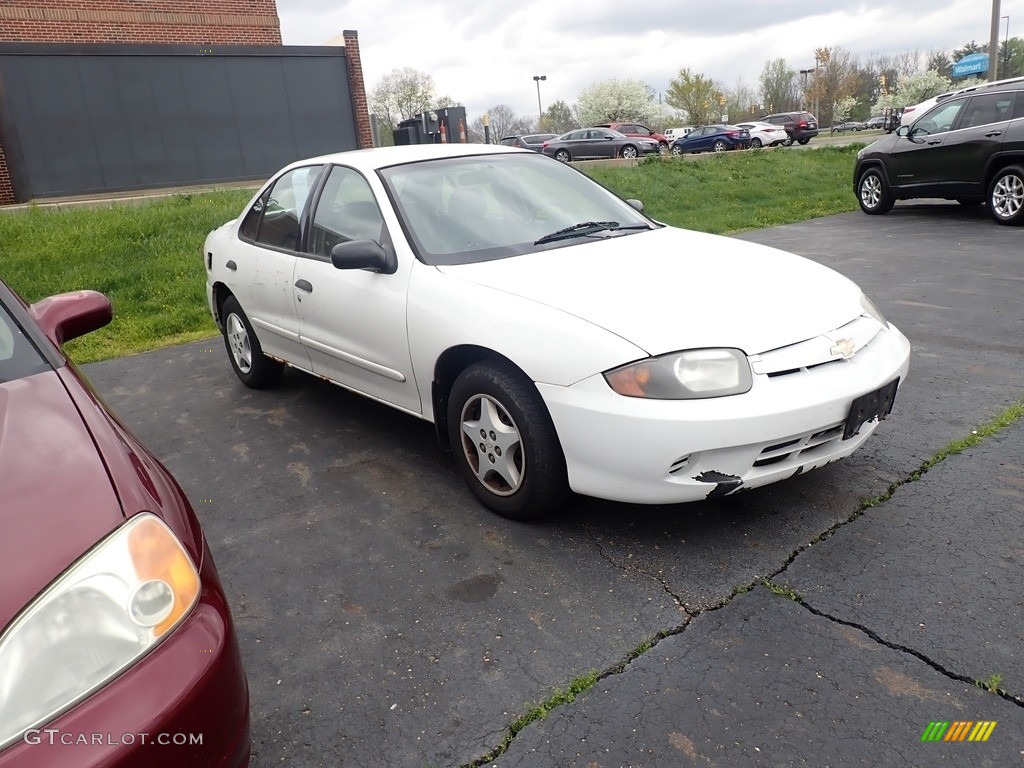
[308,166,385,258]
[240,165,324,251]
[912,99,966,135]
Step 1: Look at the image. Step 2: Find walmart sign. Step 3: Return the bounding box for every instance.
[952,53,989,77]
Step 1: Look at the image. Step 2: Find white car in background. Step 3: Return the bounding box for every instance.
[204,144,910,520]
[663,126,693,143]
[735,121,790,148]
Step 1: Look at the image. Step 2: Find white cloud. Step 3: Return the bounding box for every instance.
[276,0,1023,119]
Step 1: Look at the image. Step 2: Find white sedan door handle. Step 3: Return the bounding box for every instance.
[295,279,313,293]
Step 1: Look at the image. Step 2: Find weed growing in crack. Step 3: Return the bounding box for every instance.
[975,673,1004,693]
[506,670,601,740]
[761,578,803,601]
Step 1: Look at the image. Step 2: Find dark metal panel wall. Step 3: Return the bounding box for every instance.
[0,45,357,201]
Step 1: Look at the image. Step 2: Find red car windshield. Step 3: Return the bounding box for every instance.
[0,302,49,383]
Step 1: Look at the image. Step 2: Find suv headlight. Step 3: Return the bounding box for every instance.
[0,514,200,750]
[605,348,753,399]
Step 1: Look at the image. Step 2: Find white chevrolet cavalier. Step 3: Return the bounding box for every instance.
[204,144,910,520]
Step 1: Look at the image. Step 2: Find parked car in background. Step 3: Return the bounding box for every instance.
[663,126,694,143]
[594,122,669,152]
[542,127,659,161]
[735,121,788,148]
[0,279,250,766]
[670,125,752,154]
[832,121,866,133]
[762,111,819,144]
[864,116,885,129]
[854,78,1024,225]
[498,134,557,151]
[204,143,910,520]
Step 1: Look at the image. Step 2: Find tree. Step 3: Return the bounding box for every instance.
[831,96,858,128]
[807,46,862,128]
[575,78,657,127]
[665,68,720,125]
[725,78,759,122]
[871,69,955,113]
[926,50,953,79]
[467,104,533,143]
[540,100,577,133]
[758,58,798,114]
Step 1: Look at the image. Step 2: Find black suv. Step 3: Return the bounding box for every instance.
[762,111,819,144]
[853,80,1024,225]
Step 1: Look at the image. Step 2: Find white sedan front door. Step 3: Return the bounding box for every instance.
[293,165,420,414]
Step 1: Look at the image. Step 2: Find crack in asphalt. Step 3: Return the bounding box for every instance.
[793,598,1024,709]
[463,405,1024,766]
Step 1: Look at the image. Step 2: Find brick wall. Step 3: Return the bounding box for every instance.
[343,30,373,150]
[0,1,281,45]
[0,0,283,203]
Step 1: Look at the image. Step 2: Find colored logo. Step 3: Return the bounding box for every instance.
[921,721,997,742]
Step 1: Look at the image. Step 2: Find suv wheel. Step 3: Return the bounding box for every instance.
[857,168,894,215]
[988,165,1024,225]
[797,138,811,145]
[782,136,793,146]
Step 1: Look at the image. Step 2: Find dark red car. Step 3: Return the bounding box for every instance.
[594,122,669,152]
[0,279,250,767]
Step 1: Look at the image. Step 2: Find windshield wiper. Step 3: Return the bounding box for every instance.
[534,221,650,245]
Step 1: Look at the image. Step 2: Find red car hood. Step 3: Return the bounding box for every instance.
[0,370,124,630]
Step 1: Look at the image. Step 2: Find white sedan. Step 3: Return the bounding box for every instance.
[735,121,790,148]
[204,144,910,520]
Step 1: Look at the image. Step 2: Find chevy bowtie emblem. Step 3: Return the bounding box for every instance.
[830,338,856,358]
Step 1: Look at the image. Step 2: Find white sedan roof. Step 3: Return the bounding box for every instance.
[282,142,524,174]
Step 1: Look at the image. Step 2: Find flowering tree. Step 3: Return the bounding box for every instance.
[575,79,657,127]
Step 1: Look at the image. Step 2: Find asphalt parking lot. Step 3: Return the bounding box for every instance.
[85,201,1023,767]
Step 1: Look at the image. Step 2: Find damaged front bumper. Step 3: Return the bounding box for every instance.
[537,322,911,505]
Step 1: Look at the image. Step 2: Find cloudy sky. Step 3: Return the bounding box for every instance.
[276,0,1023,120]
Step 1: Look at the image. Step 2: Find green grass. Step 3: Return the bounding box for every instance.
[583,145,865,233]
[0,190,254,362]
[0,148,867,362]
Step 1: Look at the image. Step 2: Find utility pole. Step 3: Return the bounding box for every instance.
[990,0,1001,82]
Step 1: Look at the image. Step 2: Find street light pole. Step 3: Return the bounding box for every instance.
[533,75,546,127]
[799,68,814,111]
[1003,15,1011,77]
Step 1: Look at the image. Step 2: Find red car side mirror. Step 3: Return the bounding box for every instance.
[28,290,113,346]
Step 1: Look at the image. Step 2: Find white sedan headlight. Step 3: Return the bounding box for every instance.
[0,514,200,750]
[604,348,753,399]
[860,293,888,327]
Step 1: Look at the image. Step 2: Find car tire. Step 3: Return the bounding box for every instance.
[797,138,811,145]
[750,138,763,148]
[988,165,1024,225]
[712,140,728,152]
[221,295,284,389]
[670,144,683,156]
[621,145,638,159]
[857,168,895,215]
[447,360,570,520]
[554,149,571,163]
[782,137,793,146]
[658,142,668,154]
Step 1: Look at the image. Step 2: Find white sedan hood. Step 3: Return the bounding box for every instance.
[437,227,864,356]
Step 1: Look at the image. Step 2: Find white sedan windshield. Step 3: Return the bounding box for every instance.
[379,153,655,265]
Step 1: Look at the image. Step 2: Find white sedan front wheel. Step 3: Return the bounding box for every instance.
[447,361,569,520]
